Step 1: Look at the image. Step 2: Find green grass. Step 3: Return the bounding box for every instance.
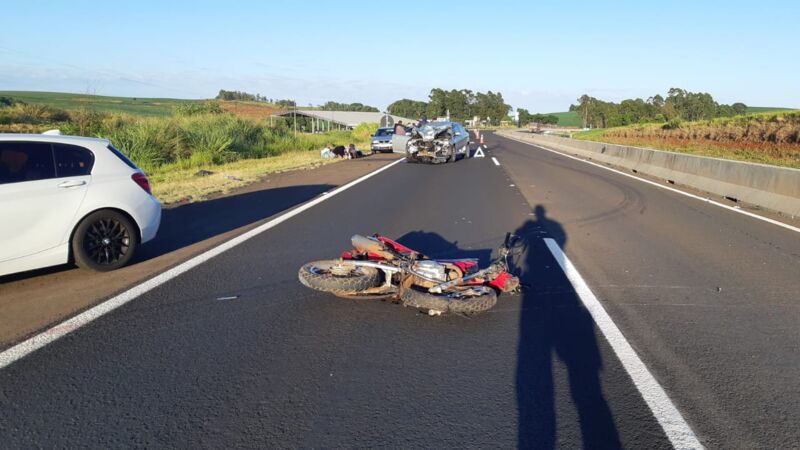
[545,111,582,128]
[0,91,199,117]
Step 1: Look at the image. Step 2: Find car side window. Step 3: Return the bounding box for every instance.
[0,142,56,184]
[54,143,94,177]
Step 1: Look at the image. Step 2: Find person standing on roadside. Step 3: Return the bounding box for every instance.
[394,121,406,136]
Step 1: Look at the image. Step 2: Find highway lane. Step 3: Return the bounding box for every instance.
[0,149,670,447]
[0,155,400,347]
[490,132,800,449]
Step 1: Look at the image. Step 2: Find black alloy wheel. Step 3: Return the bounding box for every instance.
[73,210,139,271]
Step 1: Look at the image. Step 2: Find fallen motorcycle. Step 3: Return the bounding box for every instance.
[298,233,521,315]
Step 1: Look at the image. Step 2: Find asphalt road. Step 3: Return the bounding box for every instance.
[2,134,799,448]
[0,155,400,346]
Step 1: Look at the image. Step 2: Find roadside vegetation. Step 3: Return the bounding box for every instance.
[572,111,800,168]
[568,88,795,130]
[1,94,377,204]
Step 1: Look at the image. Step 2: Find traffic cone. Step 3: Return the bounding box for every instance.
[479,134,485,146]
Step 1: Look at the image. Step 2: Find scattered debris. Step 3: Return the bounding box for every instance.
[195,169,214,177]
[224,175,244,181]
[715,287,722,293]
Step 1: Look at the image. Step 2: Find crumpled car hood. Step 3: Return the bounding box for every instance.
[414,124,451,141]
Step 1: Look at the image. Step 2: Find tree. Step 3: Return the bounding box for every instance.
[388,99,428,118]
[732,102,747,115]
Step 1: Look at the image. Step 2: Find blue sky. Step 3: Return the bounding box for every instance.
[1,0,798,112]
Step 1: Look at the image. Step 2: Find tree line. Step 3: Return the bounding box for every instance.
[388,89,510,124]
[571,88,748,128]
[216,90,384,111]
[319,101,379,112]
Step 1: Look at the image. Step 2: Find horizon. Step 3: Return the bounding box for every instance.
[2,0,798,112]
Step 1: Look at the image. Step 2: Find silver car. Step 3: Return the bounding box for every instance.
[400,121,470,164]
[370,127,395,153]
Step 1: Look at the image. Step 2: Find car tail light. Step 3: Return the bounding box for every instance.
[131,172,152,195]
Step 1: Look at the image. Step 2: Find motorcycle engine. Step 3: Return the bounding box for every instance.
[413,261,448,282]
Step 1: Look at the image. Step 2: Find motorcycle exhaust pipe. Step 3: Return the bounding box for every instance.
[351,234,386,253]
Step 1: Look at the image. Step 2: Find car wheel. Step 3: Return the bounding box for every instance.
[72,209,139,272]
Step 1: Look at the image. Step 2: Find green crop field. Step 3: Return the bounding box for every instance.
[546,111,582,128]
[0,91,202,117]
[745,106,795,114]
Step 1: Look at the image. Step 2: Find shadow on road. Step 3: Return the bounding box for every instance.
[394,230,493,265]
[512,205,621,449]
[1,184,334,283]
[136,184,334,260]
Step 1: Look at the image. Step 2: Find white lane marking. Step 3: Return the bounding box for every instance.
[544,238,704,450]
[503,135,800,234]
[491,157,500,166]
[0,158,407,370]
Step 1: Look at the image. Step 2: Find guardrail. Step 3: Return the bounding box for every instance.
[496,130,800,217]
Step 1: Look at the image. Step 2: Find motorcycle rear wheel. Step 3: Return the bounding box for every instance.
[401,285,497,315]
[299,260,382,294]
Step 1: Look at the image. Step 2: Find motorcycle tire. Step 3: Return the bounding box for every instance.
[298,260,382,294]
[401,285,497,315]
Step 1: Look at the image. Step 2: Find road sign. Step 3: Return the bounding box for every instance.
[380,114,394,128]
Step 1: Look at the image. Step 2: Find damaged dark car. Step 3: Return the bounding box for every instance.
[405,121,470,164]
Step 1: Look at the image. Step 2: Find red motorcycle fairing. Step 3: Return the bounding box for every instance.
[341,251,386,261]
[451,260,478,273]
[488,271,518,292]
[344,237,481,275]
[375,235,418,255]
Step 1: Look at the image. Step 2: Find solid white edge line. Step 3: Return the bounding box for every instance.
[543,238,704,450]
[0,157,407,370]
[491,157,500,166]
[502,134,800,234]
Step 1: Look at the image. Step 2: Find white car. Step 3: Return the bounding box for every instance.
[0,133,161,276]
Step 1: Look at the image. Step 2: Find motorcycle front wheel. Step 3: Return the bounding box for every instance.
[401,285,497,315]
[298,260,382,294]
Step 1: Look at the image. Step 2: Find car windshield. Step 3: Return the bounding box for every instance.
[375,129,393,137]
[418,123,450,135]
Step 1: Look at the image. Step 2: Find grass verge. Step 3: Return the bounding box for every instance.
[150,150,342,205]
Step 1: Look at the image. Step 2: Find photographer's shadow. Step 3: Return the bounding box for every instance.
[513,205,621,449]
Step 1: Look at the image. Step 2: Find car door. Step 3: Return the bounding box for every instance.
[453,124,468,154]
[0,141,91,262]
[391,131,411,153]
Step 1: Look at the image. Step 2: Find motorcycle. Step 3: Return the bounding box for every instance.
[298,233,521,315]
